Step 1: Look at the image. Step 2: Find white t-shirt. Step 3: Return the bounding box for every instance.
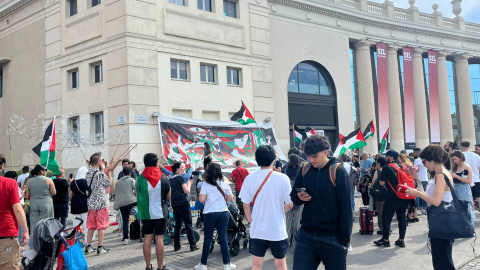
[414,158,429,181]
[200,180,232,214]
[343,162,352,174]
[463,151,480,183]
[17,173,29,187]
[239,169,292,241]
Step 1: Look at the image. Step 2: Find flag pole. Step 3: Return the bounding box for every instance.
[112,129,127,158]
[7,124,14,171]
[56,133,74,160]
[46,117,56,171]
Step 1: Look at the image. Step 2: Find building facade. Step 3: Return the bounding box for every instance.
[0,0,479,170]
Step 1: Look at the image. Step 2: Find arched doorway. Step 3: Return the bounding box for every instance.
[287,61,338,148]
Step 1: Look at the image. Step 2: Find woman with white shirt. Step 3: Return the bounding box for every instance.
[406,145,455,270]
[195,163,236,270]
[450,151,476,225]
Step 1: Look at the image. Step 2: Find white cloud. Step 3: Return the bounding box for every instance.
[369,0,480,23]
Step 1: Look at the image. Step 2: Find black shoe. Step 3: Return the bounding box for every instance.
[377,231,383,235]
[173,247,181,252]
[146,265,153,270]
[395,240,405,248]
[190,246,199,252]
[406,217,416,223]
[374,238,390,247]
[414,218,419,222]
[157,266,169,270]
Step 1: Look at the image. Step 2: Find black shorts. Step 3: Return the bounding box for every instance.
[142,219,166,236]
[472,182,480,198]
[249,238,288,259]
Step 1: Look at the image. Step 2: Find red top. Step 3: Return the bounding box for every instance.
[230,166,249,191]
[0,176,20,237]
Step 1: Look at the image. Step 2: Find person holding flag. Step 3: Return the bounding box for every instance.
[32,117,61,175]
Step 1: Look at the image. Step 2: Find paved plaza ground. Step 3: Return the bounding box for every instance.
[84,198,480,270]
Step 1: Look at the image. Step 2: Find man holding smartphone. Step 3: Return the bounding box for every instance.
[290,135,352,270]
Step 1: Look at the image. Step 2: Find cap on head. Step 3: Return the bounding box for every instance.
[385,150,399,160]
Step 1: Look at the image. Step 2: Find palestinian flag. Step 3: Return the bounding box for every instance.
[231,101,256,125]
[32,118,60,175]
[362,120,375,140]
[380,128,390,154]
[333,134,346,157]
[343,128,367,150]
[293,124,303,143]
[137,167,164,220]
[305,127,317,138]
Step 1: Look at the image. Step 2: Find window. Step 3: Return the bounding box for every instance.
[227,67,240,86]
[91,0,100,7]
[68,0,77,16]
[287,61,333,95]
[70,117,79,133]
[200,64,215,84]
[70,69,79,89]
[169,0,186,5]
[223,0,237,18]
[198,0,213,12]
[0,68,3,98]
[94,63,103,83]
[170,60,188,80]
[93,112,104,139]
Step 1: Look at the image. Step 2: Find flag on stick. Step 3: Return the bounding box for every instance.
[362,120,375,140]
[230,101,256,125]
[293,124,303,143]
[380,128,390,154]
[32,118,60,175]
[304,127,317,138]
[333,134,346,157]
[343,128,367,150]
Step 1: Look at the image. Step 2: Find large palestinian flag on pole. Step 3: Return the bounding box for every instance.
[343,128,367,150]
[32,118,60,175]
[333,134,346,157]
[293,124,303,143]
[380,127,390,154]
[362,120,375,140]
[230,101,256,125]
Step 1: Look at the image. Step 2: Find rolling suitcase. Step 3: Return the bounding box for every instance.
[359,207,374,235]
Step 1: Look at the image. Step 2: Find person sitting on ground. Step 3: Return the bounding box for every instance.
[195,163,236,270]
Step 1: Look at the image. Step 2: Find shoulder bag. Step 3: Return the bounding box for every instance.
[250,170,274,207]
[427,173,475,239]
[86,171,98,199]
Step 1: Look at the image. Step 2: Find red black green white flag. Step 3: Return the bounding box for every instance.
[342,128,367,150]
[230,102,256,125]
[380,127,390,154]
[362,120,375,140]
[293,124,303,143]
[304,126,317,138]
[333,133,346,157]
[32,118,60,175]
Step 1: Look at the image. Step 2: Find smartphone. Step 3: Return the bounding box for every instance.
[296,188,311,197]
[69,173,73,179]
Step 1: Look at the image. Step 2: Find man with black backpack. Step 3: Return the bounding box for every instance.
[374,150,415,248]
[291,136,352,270]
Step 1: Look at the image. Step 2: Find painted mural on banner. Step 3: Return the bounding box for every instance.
[157,115,287,168]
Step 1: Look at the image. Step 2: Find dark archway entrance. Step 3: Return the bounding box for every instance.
[287,61,338,149]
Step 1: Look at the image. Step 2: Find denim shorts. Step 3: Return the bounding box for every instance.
[454,183,476,225]
[249,238,288,259]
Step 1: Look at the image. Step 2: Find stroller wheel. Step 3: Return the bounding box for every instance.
[163,235,170,245]
[243,238,248,249]
[230,238,240,257]
[193,231,200,243]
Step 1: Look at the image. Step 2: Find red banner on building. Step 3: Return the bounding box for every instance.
[403,47,415,147]
[376,42,389,143]
[428,50,440,144]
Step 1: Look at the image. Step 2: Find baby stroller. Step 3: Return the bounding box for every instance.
[210,201,248,257]
[163,207,200,245]
[21,218,87,270]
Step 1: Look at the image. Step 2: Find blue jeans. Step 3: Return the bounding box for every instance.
[201,211,230,265]
[293,229,347,270]
[419,181,429,209]
[454,183,476,225]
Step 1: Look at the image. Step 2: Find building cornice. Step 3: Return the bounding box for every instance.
[0,0,36,20]
[269,0,480,43]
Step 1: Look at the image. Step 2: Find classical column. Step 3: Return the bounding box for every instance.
[454,54,476,146]
[354,40,378,153]
[413,48,430,148]
[437,52,454,145]
[387,45,405,151]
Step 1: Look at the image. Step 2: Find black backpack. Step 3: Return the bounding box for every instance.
[370,178,386,200]
[129,220,141,240]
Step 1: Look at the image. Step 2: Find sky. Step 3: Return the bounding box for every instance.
[370,0,480,24]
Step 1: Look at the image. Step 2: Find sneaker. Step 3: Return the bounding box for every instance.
[84,245,96,254]
[190,246,200,252]
[347,244,353,252]
[373,238,390,247]
[97,247,110,255]
[224,263,236,270]
[146,265,153,270]
[157,266,169,270]
[395,240,405,248]
[113,228,120,233]
[195,263,207,270]
[124,239,131,245]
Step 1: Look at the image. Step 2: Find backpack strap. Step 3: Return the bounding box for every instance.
[302,163,311,177]
[329,163,342,187]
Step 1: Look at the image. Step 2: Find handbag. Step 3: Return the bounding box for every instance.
[85,171,98,199]
[427,173,475,239]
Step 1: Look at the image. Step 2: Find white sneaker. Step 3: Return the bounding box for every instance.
[124,239,131,245]
[194,263,207,270]
[347,244,353,252]
[224,263,236,270]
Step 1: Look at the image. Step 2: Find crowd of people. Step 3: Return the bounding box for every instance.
[0,135,479,270]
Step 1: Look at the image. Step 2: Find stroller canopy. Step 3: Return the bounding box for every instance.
[29,218,63,251]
